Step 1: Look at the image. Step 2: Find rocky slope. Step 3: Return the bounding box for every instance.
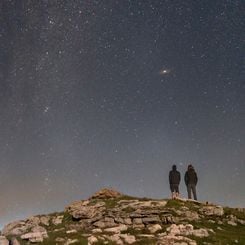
[1,188,245,245]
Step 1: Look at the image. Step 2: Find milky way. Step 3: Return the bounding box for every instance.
[0,0,244,228]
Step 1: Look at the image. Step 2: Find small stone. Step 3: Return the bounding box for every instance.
[40,216,50,226]
[192,228,209,237]
[52,215,63,225]
[124,218,132,225]
[104,225,128,233]
[147,224,162,233]
[66,229,77,234]
[92,228,102,233]
[106,234,123,245]
[55,237,66,242]
[133,218,143,225]
[132,224,145,229]
[93,220,106,228]
[65,239,79,245]
[227,220,237,226]
[88,236,98,244]
[120,234,136,244]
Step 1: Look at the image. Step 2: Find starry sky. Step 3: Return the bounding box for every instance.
[0,0,244,228]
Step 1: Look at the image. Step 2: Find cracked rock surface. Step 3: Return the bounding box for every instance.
[1,188,245,244]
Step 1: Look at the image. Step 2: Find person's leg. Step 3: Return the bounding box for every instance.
[175,185,180,198]
[192,185,197,200]
[170,185,175,199]
[187,184,192,199]
[172,191,176,199]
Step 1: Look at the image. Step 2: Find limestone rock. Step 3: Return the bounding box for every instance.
[104,224,128,233]
[227,220,237,226]
[55,237,66,243]
[89,188,122,199]
[0,236,9,245]
[67,201,106,220]
[142,216,161,224]
[27,216,40,226]
[2,221,28,236]
[120,234,136,244]
[167,224,210,238]
[52,215,63,225]
[88,235,98,244]
[200,205,224,216]
[40,216,50,226]
[65,238,79,245]
[21,230,48,243]
[106,234,123,245]
[92,228,102,233]
[158,234,197,245]
[148,224,162,233]
[2,188,244,245]
[66,229,77,234]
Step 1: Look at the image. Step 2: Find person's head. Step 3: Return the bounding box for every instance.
[188,164,194,170]
[172,165,177,171]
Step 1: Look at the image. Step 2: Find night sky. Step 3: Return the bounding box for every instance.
[0,0,244,228]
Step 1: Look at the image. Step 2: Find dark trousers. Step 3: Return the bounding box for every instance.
[187,184,197,200]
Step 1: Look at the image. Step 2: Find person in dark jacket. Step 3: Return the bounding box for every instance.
[184,164,198,200]
[169,165,181,199]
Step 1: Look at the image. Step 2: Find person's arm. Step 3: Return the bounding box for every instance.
[195,172,198,185]
[184,172,188,185]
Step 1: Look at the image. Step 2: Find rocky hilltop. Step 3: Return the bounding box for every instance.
[1,188,245,245]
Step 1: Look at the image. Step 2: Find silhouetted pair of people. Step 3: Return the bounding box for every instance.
[169,164,198,200]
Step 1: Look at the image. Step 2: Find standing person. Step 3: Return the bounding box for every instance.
[184,164,198,200]
[169,165,181,199]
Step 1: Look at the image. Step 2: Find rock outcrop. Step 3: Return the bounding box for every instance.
[1,188,245,244]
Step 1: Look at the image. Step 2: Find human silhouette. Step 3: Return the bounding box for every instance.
[169,165,181,199]
[184,164,198,200]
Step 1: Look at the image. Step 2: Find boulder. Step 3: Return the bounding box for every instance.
[21,231,48,243]
[89,188,122,199]
[20,226,48,243]
[200,206,224,216]
[166,224,210,238]
[2,221,27,236]
[67,201,106,220]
